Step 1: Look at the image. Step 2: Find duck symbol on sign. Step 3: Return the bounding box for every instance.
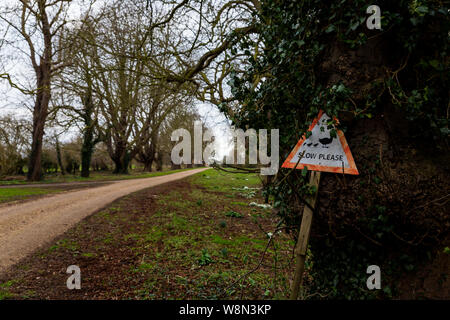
[306,136,333,148]
[306,141,319,147]
[318,136,333,148]
[305,119,334,148]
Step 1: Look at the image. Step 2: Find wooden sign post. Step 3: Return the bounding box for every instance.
[289,171,320,300]
[282,110,359,300]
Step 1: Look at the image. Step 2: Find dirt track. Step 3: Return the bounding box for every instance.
[0,168,208,273]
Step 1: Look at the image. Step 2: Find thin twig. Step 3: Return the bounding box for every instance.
[286,177,316,212]
[276,150,306,187]
[354,226,382,246]
[405,194,450,214]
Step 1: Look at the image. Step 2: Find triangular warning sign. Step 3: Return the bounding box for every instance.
[282,110,359,175]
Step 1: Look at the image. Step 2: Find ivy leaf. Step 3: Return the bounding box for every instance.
[301,166,308,177]
[325,25,336,33]
[383,286,392,297]
[440,127,450,135]
[296,40,305,47]
[350,21,359,31]
[416,6,429,15]
[330,128,337,138]
[428,60,439,69]
[410,17,419,26]
[336,83,346,93]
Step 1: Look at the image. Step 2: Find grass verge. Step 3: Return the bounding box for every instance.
[0,168,199,186]
[0,187,63,204]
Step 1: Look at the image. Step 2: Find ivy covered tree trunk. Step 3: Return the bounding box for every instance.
[80,88,96,178]
[55,136,65,176]
[223,0,449,299]
[81,132,95,178]
[155,152,163,171]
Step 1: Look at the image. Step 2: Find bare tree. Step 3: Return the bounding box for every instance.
[0,115,31,176]
[52,17,104,178]
[78,1,193,173]
[154,0,259,90]
[0,0,81,181]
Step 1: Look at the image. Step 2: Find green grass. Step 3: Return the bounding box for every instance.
[0,187,61,203]
[225,210,243,218]
[125,169,290,299]
[48,239,79,253]
[0,167,201,186]
[122,169,290,299]
[1,168,293,300]
[0,281,17,300]
[190,169,261,192]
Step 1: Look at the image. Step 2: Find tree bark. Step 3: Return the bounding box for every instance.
[155,151,163,171]
[27,63,51,181]
[55,136,65,176]
[171,162,181,170]
[26,1,54,182]
[137,131,157,172]
[81,133,94,177]
[143,158,153,172]
[112,144,131,174]
[113,158,130,174]
[80,88,96,178]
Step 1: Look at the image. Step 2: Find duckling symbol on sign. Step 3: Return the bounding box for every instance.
[282,110,359,175]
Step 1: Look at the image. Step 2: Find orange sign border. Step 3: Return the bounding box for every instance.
[281,110,359,175]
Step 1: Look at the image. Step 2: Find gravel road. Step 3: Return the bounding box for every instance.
[0,168,209,273]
